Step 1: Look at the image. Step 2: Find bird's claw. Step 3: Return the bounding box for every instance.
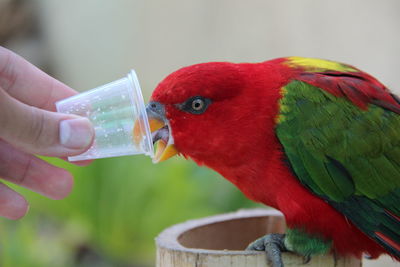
[246,233,287,267]
[302,255,311,264]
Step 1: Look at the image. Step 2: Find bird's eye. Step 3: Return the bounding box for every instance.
[192,98,205,111]
[178,96,211,114]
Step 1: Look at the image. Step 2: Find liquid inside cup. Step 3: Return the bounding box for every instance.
[56,70,153,161]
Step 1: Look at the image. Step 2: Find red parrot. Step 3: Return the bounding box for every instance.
[140,57,400,266]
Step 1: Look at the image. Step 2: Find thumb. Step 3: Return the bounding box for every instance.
[0,87,94,157]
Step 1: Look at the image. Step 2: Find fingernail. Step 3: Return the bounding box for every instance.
[59,118,94,149]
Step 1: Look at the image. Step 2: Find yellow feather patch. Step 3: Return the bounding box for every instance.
[285,57,357,72]
[275,114,286,124]
[276,86,289,123]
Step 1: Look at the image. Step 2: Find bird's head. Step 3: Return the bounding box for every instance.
[137,61,287,172]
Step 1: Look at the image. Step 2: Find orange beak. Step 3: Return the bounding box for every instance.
[133,103,179,163]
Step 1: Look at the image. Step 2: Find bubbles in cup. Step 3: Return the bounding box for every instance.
[56,70,153,161]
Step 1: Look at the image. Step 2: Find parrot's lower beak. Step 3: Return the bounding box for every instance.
[133,102,178,163]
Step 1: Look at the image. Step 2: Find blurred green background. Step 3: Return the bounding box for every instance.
[1,0,399,266]
[1,157,257,267]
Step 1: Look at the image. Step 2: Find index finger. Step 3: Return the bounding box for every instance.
[0,46,77,111]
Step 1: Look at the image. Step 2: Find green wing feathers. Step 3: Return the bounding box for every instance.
[276,79,400,257]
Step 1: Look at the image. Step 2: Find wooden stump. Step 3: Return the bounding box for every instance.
[156,209,362,267]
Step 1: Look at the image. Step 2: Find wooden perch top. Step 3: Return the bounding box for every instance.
[156,209,361,267]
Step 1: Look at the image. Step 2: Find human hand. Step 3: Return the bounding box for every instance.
[0,46,94,219]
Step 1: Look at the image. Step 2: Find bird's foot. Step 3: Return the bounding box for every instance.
[246,233,287,267]
[246,229,331,266]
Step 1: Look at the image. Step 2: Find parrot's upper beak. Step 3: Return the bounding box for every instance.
[133,101,178,163]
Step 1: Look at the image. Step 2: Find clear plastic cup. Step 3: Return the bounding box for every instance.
[56,70,154,161]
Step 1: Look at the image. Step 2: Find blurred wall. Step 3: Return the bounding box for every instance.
[35,0,400,96]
